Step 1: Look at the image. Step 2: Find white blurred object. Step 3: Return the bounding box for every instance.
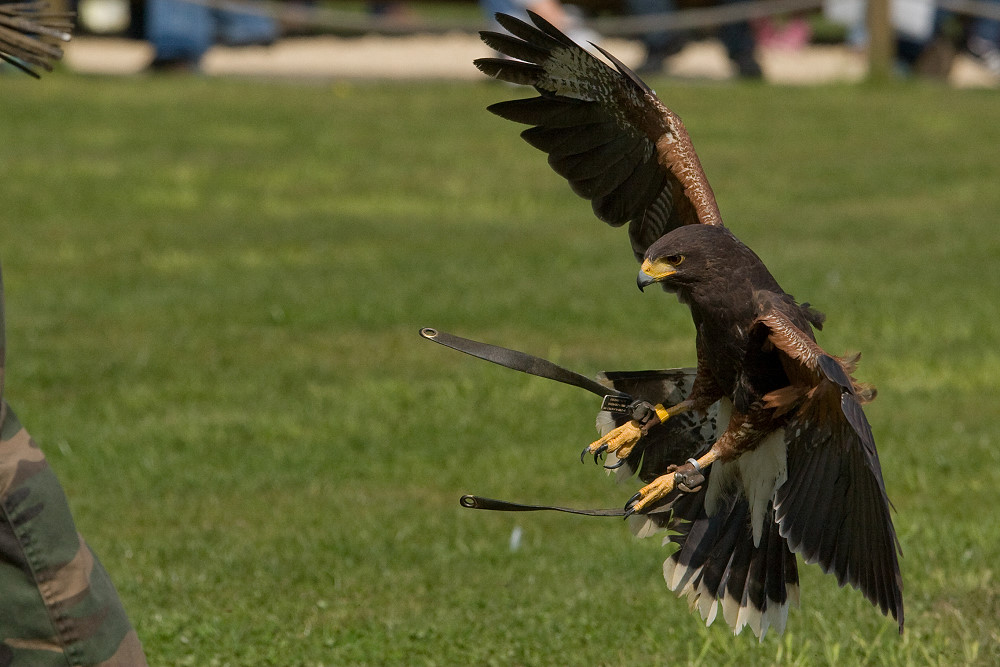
[824,0,936,41]
[78,0,131,34]
[509,525,523,552]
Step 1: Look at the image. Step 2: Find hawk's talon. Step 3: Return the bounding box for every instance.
[623,491,643,518]
[624,471,683,515]
[583,420,643,465]
[604,457,627,470]
[582,443,608,463]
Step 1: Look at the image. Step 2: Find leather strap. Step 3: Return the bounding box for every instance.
[419,327,630,400]
[460,494,626,517]
[423,328,633,518]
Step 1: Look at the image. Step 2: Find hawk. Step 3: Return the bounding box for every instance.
[473,12,903,639]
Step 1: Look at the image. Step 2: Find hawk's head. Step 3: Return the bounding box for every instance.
[637,224,783,312]
[637,225,739,291]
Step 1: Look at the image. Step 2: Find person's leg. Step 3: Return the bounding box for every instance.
[625,0,687,74]
[215,7,278,47]
[717,0,762,78]
[0,403,148,665]
[0,265,147,665]
[145,0,214,67]
[967,4,1000,75]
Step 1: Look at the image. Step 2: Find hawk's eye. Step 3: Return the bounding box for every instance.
[665,254,685,266]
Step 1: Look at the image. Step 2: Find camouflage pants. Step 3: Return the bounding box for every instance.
[0,401,148,666]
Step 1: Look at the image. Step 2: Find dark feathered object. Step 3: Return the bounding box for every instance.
[0,1,73,77]
[475,12,902,639]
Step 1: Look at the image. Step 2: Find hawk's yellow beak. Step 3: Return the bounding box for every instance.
[637,257,676,291]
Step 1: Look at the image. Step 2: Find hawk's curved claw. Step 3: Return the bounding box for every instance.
[594,444,607,464]
[581,442,608,463]
[583,420,643,465]
[603,457,627,470]
[625,480,670,515]
[623,491,642,517]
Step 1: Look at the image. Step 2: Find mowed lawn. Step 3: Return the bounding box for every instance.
[2,71,999,666]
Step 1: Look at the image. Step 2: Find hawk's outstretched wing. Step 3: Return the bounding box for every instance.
[756,305,904,632]
[475,12,722,262]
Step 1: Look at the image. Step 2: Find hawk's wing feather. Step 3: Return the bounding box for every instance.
[479,31,552,64]
[757,307,904,631]
[475,11,723,262]
[775,401,903,627]
[0,1,73,78]
[483,95,593,127]
[495,9,575,49]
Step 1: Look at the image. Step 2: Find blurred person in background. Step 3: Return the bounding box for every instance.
[752,12,812,50]
[825,0,950,77]
[145,0,278,71]
[964,0,1000,76]
[625,0,763,78]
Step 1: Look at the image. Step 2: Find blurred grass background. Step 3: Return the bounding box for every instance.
[2,73,999,665]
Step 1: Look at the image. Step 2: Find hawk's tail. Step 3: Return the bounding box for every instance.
[654,489,800,640]
[595,370,798,639]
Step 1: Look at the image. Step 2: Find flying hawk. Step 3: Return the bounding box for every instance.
[474,12,902,639]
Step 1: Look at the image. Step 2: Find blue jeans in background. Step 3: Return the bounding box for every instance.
[146,0,277,65]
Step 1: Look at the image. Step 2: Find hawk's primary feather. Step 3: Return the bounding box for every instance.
[475,11,722,262]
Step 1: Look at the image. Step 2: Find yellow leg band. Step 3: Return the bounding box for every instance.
[654,400,693,423]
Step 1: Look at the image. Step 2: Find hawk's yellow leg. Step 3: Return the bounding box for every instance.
[625,447,723,515]
[584,400,695,462]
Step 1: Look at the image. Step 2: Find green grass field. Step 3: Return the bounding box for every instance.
[2,72,999,666]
